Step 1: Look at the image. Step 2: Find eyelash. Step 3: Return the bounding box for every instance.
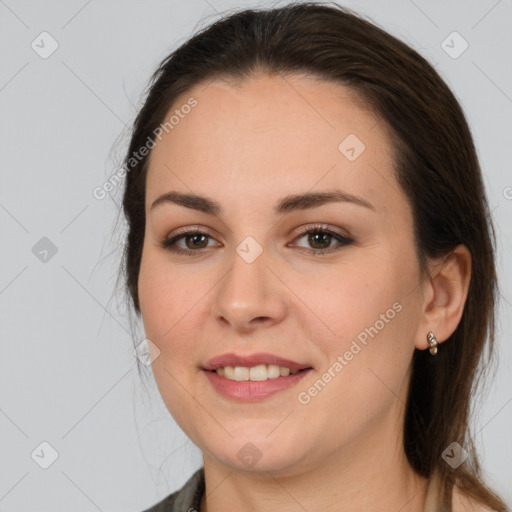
[159,224,354,257]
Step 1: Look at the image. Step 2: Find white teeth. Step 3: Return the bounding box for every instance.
[249,365,267,381]
[267,364,280,379]
[215,364,303,381]
[233,366,249,381]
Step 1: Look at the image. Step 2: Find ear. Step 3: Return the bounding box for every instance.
[414,244,472,351]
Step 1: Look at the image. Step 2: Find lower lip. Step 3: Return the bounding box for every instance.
[203,369,312,402]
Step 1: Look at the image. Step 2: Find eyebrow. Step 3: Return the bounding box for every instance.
[150,189,375,215]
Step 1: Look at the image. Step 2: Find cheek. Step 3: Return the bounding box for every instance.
[298,252,416,406]
[298,304,415,448]
[295,252,403,340]
[138,248,203,347]
[138,252,208,441]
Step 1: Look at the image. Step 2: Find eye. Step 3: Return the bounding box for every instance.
[290,224,354,255]
[159,227,219,256]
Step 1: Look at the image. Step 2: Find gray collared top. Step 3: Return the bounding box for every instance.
[142,468,205,512]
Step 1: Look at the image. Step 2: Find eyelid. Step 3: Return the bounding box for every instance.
[292,223,351,239]
[164,225,221,243]
[161,225,221,248]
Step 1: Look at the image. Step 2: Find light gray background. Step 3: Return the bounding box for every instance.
[1,1,511,511]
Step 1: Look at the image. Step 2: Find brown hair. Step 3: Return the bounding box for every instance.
[119,2,507,509]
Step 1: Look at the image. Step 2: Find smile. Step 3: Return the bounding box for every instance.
[215,364,300,381]
[202,352,313,401]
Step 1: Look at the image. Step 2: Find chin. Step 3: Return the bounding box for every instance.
[202,430,312,475]
[214,449,306,475]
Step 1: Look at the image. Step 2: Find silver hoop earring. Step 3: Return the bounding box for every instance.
[427,331,438,355]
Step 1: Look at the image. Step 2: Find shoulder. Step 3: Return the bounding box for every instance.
[141,492,175,512]
[141,468,205,512]
[452,486,497,512]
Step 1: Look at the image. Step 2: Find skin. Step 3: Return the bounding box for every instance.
[138,73,472,512]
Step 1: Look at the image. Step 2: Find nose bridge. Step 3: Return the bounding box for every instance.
[212,237,287,330]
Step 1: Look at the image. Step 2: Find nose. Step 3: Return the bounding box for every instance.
[211,244,288,334]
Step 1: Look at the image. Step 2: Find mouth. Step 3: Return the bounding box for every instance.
[201,352,313,402]
[207,364,310,381]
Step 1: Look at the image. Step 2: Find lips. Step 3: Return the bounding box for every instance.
[201,352,313,402]
[202,352,312,372]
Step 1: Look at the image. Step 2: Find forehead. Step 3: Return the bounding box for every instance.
[145,73,401,216]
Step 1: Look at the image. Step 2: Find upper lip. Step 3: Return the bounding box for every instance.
[203,352,312,372]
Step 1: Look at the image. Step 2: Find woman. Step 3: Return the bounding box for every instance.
[119,2,509,511]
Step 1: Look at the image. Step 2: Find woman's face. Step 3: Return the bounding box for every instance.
[138,74,429,475]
